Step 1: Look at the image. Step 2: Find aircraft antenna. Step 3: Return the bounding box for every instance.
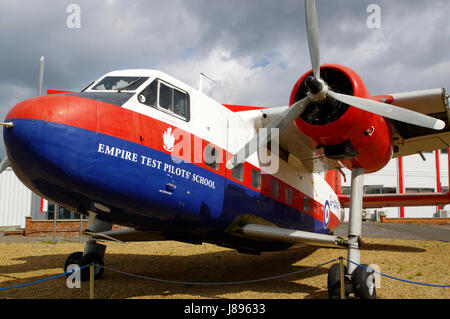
[198,72,216,94]
[38,56,45,96]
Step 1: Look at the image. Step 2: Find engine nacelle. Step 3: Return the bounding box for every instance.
[290,64,393,173]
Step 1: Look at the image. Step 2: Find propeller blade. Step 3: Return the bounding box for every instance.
[327,91,445,130]
[0,157,10,175]
[305,0,321,79]
[226,96,311,169]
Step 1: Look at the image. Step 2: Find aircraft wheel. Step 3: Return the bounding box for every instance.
[64,251,83,277]
[353,264,377,299]
[80,252,104,281]
[327,263,347,299]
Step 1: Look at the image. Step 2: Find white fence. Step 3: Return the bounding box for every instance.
[0,167,31,228]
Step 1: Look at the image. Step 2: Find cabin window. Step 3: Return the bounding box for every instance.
[232,163,244,181]
[285,187,293,205]
[173,89,189,119]
[138,79,190,121]
[251,169,261,189]
[271,179,279,198]
[204,144,219,170]
[304,197,309,213]
[159,82,172,110]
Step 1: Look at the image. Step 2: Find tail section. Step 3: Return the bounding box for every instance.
[325,169,341,196]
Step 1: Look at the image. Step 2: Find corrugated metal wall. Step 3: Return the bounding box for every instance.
[0,167,32,228]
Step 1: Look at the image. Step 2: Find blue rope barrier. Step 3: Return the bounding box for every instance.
[1,258,448,291]
[0,265,89,291]
[346,259,450,288]
[99,258,338,285]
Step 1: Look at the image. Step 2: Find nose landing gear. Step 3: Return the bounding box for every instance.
[63,212,111,281]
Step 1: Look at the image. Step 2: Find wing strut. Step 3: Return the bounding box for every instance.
[240,224,347,247]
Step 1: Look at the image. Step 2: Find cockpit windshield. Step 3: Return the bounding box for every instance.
[91,76,149,91]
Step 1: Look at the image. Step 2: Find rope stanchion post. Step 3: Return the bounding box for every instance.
[52,204,58,244]
[90,264,94,299]
[339,257,345,299]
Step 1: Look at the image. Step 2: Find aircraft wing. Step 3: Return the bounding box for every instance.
[233,88,449,173]
[339,192,450,209]
[374,88,450,158]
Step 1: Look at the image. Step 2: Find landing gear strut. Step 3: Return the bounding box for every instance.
[327,167,376,299]
[64,212,111,281]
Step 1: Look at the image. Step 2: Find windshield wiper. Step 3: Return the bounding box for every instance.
[117,78,143,93]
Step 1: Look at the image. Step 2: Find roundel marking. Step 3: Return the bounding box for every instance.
[324,200,331,229]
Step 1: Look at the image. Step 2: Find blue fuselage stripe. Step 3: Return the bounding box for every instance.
[4,119,331,238]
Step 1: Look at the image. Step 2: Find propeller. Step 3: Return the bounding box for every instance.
[305,0,321,79]
[225,0,445,170]
[226,96,310,169]
[326,91,445,130]
[302,0,444,130]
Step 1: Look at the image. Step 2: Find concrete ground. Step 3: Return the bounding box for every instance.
[0,227,86,243]
[334,221,450,242]
[1,221,448,242]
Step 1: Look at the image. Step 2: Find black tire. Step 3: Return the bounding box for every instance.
[327,263,347,299]
[80,252,104,282]
[353,264,377,299]
[64,251,83,277]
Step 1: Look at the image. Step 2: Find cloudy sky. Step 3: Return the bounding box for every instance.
[1,0,449,158]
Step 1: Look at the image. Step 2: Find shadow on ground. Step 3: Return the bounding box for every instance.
[360,243,425,253]
[0,245,333,299]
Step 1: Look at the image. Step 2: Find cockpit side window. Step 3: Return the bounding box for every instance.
[138,80,157,107]
[138,79,190,122]
[91,76,148,91]
[159,82,172,110]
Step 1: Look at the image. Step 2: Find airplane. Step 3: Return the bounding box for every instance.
[1,0,450,299]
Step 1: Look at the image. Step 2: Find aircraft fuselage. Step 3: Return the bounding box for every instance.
[3,69,341,253]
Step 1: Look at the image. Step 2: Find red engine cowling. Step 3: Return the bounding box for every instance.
[290,64,393,173]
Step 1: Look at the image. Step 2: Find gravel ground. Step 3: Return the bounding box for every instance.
[0,236,448,299]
